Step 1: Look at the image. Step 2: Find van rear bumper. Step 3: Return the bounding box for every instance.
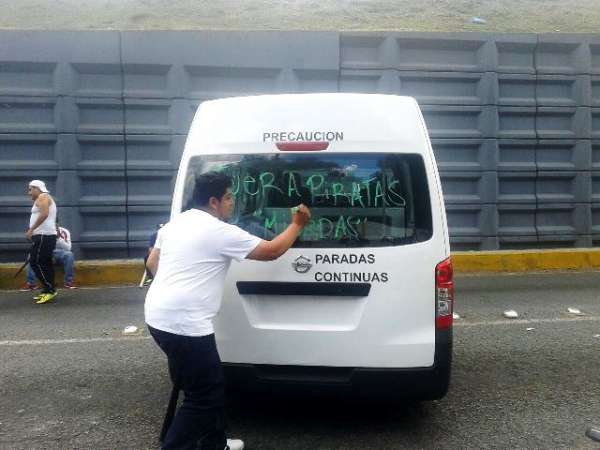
[223,329,452,401]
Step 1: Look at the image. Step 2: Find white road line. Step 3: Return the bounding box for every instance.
[0,336,151,346]
[455,315,600,327]
[0,316,599,346]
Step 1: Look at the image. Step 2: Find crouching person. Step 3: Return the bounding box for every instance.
[144,172,311,450]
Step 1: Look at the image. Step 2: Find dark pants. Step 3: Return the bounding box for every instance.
[148,326,227,450]
[30,234,57,293]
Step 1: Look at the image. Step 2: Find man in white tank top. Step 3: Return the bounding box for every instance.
[27,179,58,304]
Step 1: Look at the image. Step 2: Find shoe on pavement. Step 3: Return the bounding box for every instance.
[36,291,58,304]
[20,282,38,291]
[587,426,600,442]
[33,292,43,300]
[64,282,77,289]
[226,439,244,450]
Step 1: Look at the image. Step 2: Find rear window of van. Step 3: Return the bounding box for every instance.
[183,153,433,247]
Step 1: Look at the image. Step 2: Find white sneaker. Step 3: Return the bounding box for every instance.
[226,438,244,450]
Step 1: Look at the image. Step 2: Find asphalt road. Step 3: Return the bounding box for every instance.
[1,272,600,450]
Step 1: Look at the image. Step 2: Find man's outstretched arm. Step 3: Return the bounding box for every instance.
[247,205,311,261]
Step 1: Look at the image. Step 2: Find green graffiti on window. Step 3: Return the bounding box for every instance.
[229,169,407,241]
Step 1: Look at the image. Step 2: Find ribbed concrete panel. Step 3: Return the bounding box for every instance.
[185,66,282,99]
[431,139,496,172]
[339,35,387,70]
[127,205,170,242]
[445,204,497,237]
[0,96,62,134]
[62,97,124,135]
[494,34,537,74]
[0,62,57,97]
[537,75,590,107]
[498,107,536,139]
[592,76,600,107]
[537,234,591,248]
[64,134,125,172]
[536,35,592,75]
[450,236,498,251]
[0,243,31,263]
[397,71,495,105]
[0,206,31,243]
[591,171,600,203]
[124,99,189,135]
[339,69,400,94]
[421,105,497,139]
[593,109,600,139]
[341,33,494,72]
[592,141,600,171]
[0,134,60,170]
[537,140,591,171]
[123,63,176,99]
[536,107,591,139]
[498,236,539,250]
[498,206,540,245]
[121,32,340,99]
[591,37,600,76]
[439,171,496,205]
[68,170,126,207]
[76,205,127,243]
[536,204,591,235]
[536,171,591,204]
[67,63,122,98]
[498,204,536,237]
[497,140,537,172]
[497,74,536,107]
[126,134,185,171]
[591,203,600,236]
[292,69,339,93]
[76,242,128,260]
[0,31,121,97]
[498,172,537,204]
[126,170,176,206]
[0,170,58,207]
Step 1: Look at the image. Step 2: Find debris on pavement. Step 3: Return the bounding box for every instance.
[470,16,487,24]
[503,309,519,319]
[453,313,461,320]
[526,327,535,332]
[567,307,584,315]
[122,325,138,335]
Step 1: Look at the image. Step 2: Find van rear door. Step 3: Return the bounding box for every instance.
[181,150,443,368]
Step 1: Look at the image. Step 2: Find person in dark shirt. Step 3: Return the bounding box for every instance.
[143,223,164,286]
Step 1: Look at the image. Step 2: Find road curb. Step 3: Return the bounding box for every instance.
[2,249,600,290]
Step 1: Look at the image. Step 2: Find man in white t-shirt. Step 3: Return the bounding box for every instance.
[145,172,310,450]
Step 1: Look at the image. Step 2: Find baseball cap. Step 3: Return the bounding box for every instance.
[29,179,49,193]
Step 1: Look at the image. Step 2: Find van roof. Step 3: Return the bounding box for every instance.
[184,94,430,154]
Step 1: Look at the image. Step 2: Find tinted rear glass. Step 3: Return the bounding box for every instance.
[183,153,433,247]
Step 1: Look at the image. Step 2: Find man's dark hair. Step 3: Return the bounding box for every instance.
[192,172,232,207]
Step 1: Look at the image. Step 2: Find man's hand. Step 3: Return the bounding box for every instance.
[25,229,33,241]
[248,204,312,262]
[291,204,311,227]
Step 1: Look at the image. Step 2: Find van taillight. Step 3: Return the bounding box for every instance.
[435,257,454,330]
[276,142,329,151]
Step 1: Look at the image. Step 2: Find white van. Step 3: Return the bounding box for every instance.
[172,93,453,400]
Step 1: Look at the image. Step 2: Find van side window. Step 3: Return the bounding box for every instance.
[184,153,433,248]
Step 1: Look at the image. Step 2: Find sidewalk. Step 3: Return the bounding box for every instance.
[2,248,600,289]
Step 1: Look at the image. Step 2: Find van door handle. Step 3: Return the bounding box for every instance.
[236,281,371,297]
